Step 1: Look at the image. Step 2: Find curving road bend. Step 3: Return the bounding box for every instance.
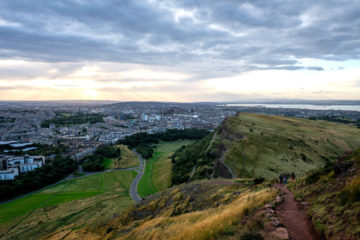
[129,151,144,203]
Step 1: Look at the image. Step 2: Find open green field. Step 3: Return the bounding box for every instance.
[0,171,136,240]
[138,140,194,197]
[103,145,139,169]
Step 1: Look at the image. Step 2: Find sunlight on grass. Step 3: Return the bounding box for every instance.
[119,188,276,240]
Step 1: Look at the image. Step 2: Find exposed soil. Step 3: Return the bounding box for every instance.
[274,184,324,240]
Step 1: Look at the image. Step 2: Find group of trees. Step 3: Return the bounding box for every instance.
[41,112,104,128]
[0,157,77,201]
[82,154,105,172]
[82,145,121,172]
[117,128,210,159]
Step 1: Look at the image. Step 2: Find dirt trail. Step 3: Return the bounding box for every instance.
[274,184,323,240]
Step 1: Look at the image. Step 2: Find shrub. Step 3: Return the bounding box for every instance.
[305,171,322,184]
[253,177,265,185]
[338,176,360,205]
[241,232,264,240]
[218,225,235,236]
[136,144,154,159]
[82,154,104,172]
[314,220,327,236]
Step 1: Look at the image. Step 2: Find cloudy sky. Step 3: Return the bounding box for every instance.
[0,0,359,101]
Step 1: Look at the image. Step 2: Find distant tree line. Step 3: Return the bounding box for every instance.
[117,128,210,159]
[41,112,104,128]
[0,157,77,201]
[82,145,121,172]
[309,115,360,128]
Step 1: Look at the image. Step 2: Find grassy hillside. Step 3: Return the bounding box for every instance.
[42,179,277,240]
[138,140,194,197]
[172,113,360,185]
[104,145,139,169]
[290,148,360,239]
[0,171,136,240]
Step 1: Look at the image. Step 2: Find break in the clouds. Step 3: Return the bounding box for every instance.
[0,0,359,101]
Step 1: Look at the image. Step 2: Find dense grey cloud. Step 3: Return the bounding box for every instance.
[0,0,359,77]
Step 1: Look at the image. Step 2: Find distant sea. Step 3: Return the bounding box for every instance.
[225,104,360,112]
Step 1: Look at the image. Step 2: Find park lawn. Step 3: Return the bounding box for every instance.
[138,140,195,197]
[0,171,135,224]
[138,152,158,197]
[152,140,195,191]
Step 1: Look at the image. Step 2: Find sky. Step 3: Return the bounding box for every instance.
[0,0,359,102]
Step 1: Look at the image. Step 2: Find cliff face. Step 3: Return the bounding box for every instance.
[218,115,245,140]
[172,113,360,185]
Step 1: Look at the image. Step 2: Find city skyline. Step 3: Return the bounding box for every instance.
[0,0,359,101]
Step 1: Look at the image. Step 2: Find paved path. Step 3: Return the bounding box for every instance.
[129,151,144,203]
[274,184,323,240]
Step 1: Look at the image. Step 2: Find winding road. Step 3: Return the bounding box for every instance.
[129,151,144,203]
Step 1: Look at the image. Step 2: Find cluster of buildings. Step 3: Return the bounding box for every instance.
[0,155,45,180]
[1,101,359,180]
[0,141,44,180]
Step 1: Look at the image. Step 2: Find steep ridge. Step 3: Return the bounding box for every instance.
[172,113,360,185]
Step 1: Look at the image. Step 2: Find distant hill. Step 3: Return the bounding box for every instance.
[172,113,360,185]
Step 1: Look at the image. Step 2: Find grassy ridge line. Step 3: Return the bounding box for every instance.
[225,113,360,179]
[173,113,360,184]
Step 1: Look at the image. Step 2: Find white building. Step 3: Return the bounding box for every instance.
[0,168,19,180]
[0,155,45,180]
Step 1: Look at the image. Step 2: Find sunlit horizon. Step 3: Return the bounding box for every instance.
[0,1,359,101]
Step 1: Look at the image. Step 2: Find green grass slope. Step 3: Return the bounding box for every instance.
[0,171,136,240]
[138,140,194,197]
[290,148,360,239]
[172,113,360,185]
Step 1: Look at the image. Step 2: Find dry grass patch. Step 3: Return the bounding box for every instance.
[113,145,139,169]
[117,188,276,240]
